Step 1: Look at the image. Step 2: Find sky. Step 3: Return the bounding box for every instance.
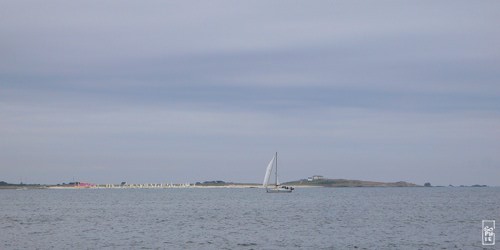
[1,0,499,186]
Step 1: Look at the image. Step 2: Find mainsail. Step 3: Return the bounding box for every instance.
[263,155,275,188]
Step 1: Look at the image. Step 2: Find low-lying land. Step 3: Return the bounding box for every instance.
[0,181,47,189]
[1,180,491,189]
[283,179,419,187]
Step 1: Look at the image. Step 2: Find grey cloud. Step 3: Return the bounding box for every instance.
[1,0,499,185]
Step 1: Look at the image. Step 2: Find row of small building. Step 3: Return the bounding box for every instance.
[55,182,192,188]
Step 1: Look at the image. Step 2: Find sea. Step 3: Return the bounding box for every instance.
[1,187,499,249]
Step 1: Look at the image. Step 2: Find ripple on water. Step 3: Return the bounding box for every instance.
[0,188,499,249]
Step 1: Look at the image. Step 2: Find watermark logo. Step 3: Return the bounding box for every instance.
[482,220,495,246]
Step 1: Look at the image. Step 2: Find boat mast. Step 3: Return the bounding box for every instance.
[275,152,278,187]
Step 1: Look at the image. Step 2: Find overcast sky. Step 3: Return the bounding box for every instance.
[1,1,499,185]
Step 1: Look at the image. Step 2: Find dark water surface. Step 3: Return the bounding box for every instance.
[1,187,499,249]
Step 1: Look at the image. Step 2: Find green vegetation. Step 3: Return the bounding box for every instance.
[283,179,419,187]
[0,181,45,189]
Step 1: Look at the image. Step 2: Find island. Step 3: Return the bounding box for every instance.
[195,178,419,188]
[0,181,46,189]
[282,176,418,187]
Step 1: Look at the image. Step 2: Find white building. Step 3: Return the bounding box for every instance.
[308,175,324,181]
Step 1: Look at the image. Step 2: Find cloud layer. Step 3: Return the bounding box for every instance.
[1,0,499,185]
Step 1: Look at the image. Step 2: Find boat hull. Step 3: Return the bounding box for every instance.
[266,188,293,193]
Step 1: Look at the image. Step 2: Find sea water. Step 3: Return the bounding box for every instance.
[1,187,499,249]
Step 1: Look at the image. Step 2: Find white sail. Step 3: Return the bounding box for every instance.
[263,155,275,188]
[263,152,294,193]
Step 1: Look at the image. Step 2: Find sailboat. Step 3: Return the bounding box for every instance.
[263,152,294,193]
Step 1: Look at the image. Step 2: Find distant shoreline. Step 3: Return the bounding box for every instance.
[283,178,420,187]
[0,179,493,190]
[0,184,493,190]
